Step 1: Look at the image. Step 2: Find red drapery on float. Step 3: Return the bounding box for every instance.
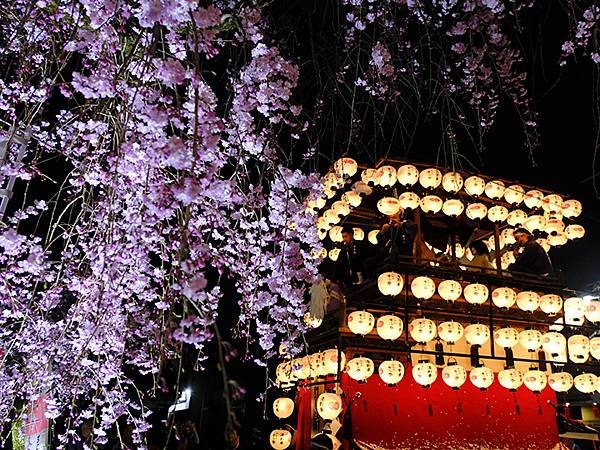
[296,385,312,450]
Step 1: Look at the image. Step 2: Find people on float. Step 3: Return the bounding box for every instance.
[460,239,494,271]
[377,209,418,260]
[508,227,553,276]
[338,226,369,285]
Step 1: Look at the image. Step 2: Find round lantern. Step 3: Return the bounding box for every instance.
[409,318,437,343]
[548,232,567,247]
[316,392,343,420]
[442,362,467,390]
[378,360,405,386]
[328,226,343,242]
[518,329,543,352]
[378,272,404,296]
[323,173,344,191]
[442,199,464,217]
[542,194,563,214]
[524,368,547,393]
[368,230,379,245]
[346,357,375,382]
[323,209,341,226]
[307,196,327,211]
[495,327,519,348]
[562,199,582,218]
[309,352,325,378]
[273,397,295,419]
[375,165,397,187]
[418,168,442,190]
[590,337,600,360]
[313,247,328,259]
[539,294,563,315]
[542,332,567,356]
[304,313,322,329]
[507,210,528,227]
[484,180,506,199]
[498,368,523,391]
[412,360,438,387]
[397,164,419,187]
[331,200,351,217]
[516,291,540,312]
[574,373,598,394]
[568,335,590,363]
[504,184,525,205]
[270,429,292,450]
[470,366,494,390]
[524,215,546,233]
[548,372,574,392]
[376,315,403,341]
[464,176,486,197]
[466,203,488,220]
[565,224,585,240]
[438,280,462,302]
[321,349,346,375]
[545,218,565,236]
[316,217,331,234]
[334,157,358,177]
[537,238,551,252]
[398,191,420,210]
[361,168,377,186]
[464,283,489,305]
[353,228,365,240]
[347,311,375,336]
[564,297,585,323]
[442,172,464,193]
[420,195,443,214]
[492,287,517,309]
[465,324,490,346]
[524,190,544,209]
[411,276,436,300]
[585,299,600,323]
[352,181,373,196]
[377,197,401,216]
[437,321,464,344]
[342,190,362,208]
[291,357,311,380]
[276,361,293,384]
[328,248,340,261]
[501,228,516,247]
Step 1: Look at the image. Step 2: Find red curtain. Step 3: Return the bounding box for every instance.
[295,385,312,450]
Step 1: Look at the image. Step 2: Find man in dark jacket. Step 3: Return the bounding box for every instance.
[378,211,417,260]
[338,226,369,285]
[508,228,553,276]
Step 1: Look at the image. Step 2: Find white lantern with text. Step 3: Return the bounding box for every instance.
[524,215,546,233]
[334,157,358,177]
[442,362,467,390]
[590,337,600,360]
[524,190,544,209]
[346,357,375,383]
[438,280,462,302]
[331,200,351,217]
[328,248,340,262]
[565,224,585,240]
[542,194,563,214]
[317,393,343,420]
[374,165,397,187]
[542,332,567,356]
[418,168,442,189]
[562,199,582,218]
[304,313,322,329]
[442,172,464,193]
[485,180,506,199]
[437,321,464,344]
[519,329,543,352]
[321,349,346,375]
[342,190,362,208]
[398,192,420,210]
[368,230,379,245]
[328,226,343,243]
[492,287,517,309]
[420,195,443,214]
[488,205,509,223]
[442,199,464,217]
[361,168,377,186]
[353,228,365,240]
[273,398,295,419]
[548,232,568,247]
[568,335,590,363]
[545,218,565,236]
[377,272,404,296]
[548,372,574,392]
[411,276,436,300]
[352,181,373,196]
[507,210,528,227]
[465,324,490,346]
[377,197,401,216]
[574,373,598,394]
[291,357,311,380]
[498,368,523,391]
[540,294,563,315]
[470,366,494,390]
[585,299,600,323]
[504,185,525,205]
[347,311,375,336]
[465,176,486,196]
[495,327,519,348]
[397,165,419,187]
[379,360,405,386]
[409,318,437,344]
[466,203,488,220]
[524,368,547,393]
[376,315,403,341]
[412,361,438,388]
[270,430,292,450]
[516,291,540,312]
[564,297,585,324]
[464,283,489,305]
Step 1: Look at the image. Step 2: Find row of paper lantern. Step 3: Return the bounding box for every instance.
[275,349,346,385]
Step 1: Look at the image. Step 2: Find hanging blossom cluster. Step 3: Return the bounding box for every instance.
[561,3,600,64]
[0,0,320,445]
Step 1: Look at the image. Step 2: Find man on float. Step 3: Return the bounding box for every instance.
[508,227,553,276]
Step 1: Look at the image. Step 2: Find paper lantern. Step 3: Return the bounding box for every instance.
[331,200,351,217]
[544,218,564,236]
[495,327,519,348]
[309,352,325,378]
[353,228,365,240]
[323,173,345,191]
[418,168,442,189]
[411,276,436,300]
[376,315,403,341]
[464,176,486,196]
[548,232,567,247]
[291,357,311,380]
[323,209,341,226]
[377,197,401,216]
[498,251,515,270]
[524,368,547,393]
[397,164,419,186]
[585,299,600,323]
[484,180,505,199]
[518,329,543,352]
[398,191,420,210]
[374,165,397,187]
[317,393,343,420]
[377,272,404,296]
[504,185,525,205]
[378,360,405,386]
[442,362,467,389]
[342,190,362,208]
[466,203,488,220]
[276,361,293,384]
[442,172,463,193]
[438,280,462,302]
[273,398,295,419]
[346,357,375,382]
[492,287,517,309]
[507,210,528,226]
[539,294,563,315]
[469,366,494,390]
[347,311,375,336]
[437,321,464,344]
[564,297,584,323]
[409,318,437,343]
[574,373,598,394]
[590,337,600,360]
[304,313,322,329]
[562,199,582,218]
[270,429,292,449]
[352,181,373,196]
[524,190,544,209]
[307,196,327,211]
[312,247,328,259]
[547,372,573,392]
[542,194,563,214]
[328,226,343,242]
[565,224,585,240]
[465,324,490,346]
[368,230,379,245]
[316,217,331,234]
[568,335,590,363]
[464,283,489,305]
[542,332,567,356]
[537,238,551,252]
[334,157,358,177]
[442,199,464,217]
[500,228,516,247]
[516,291,540,312]
[412,360,438,387]
[498,368,523,391]
[361,168,377,186]
[321,349,346,375]
[524,215,546,233]
[420,195,443,214]
[328,248,340,261]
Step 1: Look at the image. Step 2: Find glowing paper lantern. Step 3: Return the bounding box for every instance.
[564,297,585,323]
[307,196,327,211]
[494,327,519,348]
[466,203,488,220]
[353,228,365,240]
[437,280,462,302]
[518,329,543,352]
[485,180,505,199]
[562,199,582,218]
[464,283,489,305]
[377,272,404,296]
[368,230,379,245]
[323,209,341,226]
[590,337,600,360]
[542,332,566,356]
[492,287,517,309]
[498,368,523,391]
[504,185,525,205]
[470,366,494,390]
[545,218,565,236]
[412,361,438,387]
[442,199,464,217]
[524,190,544,209]
[352,181,373,196]
[321,349,346,375]
[376,315,403,341]
[524,368,547,393]
[276,361,293,384]
[304,313,322,329]
[309,353,325,377]
[346,357,375,382]
[334,157,358,177]
[418,168,442,189]
[347,311,375,336]
[524,215,546,233]
[565,224,585,240]
[375,165,397,187]
[442,172,463,193]
[270,429,292,450]
[542,194,563,214]
[332,201,351,218]
[397,164,419,187]
[273,398,295,419]
[342,190,362,208]
[323,173,345,191]
[317,393,343,420]
[516,291,540,312]
[437,321,464,344]
[312,247,327,259]
[537,238,551,252]
[465,324,490,346]
[507,210,528,226]
[442,363,467,389]
[291,357,311,380]
[398,191,420,210]
[568,335,590,363]
[328,248,340,261]
[539,294,563,315]
[420,195,443,214]
[500,228,516,247]
[361,168,377,186]
[377,197,401,216]
[464,176,486,196]
[548,372,573,392]
[548,232,567,247]
[585,299,600,323]
[409,318,437,343]
[378,360,405,386]
[411,276,436,300]
[328,226,343,242]
[574,373,598,394]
